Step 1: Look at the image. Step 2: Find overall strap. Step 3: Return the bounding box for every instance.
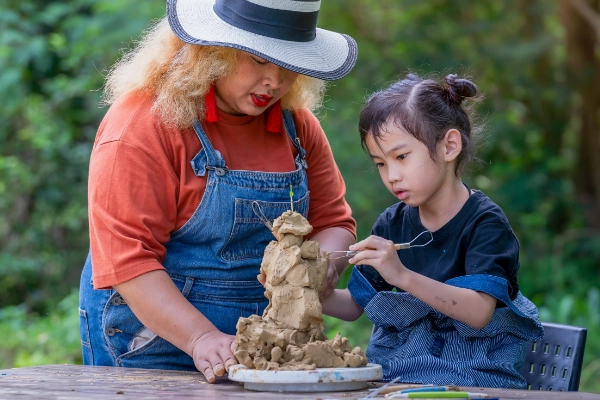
[190,120,228,177]
[282,110,308,170]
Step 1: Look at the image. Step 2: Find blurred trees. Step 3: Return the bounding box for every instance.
[0,0,599,392]
[0,0,165,311]
[559,0,600,227]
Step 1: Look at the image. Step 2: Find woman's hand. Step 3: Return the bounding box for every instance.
[257,262,339,300]
[256,227,354,301]
[190,330,238,383]
[320,259,339,300]
[311,227,355,300]
[114,270,239,384]
[257,269,266,286]
[348,235,408,287]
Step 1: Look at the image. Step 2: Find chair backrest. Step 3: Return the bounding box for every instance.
[520,322,587,391]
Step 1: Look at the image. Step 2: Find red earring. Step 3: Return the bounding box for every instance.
[204,84,218,123]
[266,100,281,133]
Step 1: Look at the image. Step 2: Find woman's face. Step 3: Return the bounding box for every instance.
[214,51,299,116]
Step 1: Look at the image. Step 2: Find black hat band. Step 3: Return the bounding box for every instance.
[214,0,319,42]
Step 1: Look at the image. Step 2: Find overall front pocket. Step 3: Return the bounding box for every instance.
[79,308,94,365]
[102,276,194,364]
[221,193,309,261]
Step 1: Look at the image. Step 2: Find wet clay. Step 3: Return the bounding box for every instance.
[234,210,368,370]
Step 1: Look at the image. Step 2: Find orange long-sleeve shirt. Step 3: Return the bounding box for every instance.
[88,92,356,289]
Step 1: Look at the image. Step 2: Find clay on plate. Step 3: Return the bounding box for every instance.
[233,211,368,370]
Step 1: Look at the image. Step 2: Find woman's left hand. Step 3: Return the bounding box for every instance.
[257,259,339,299]
[256,268,266,286]
[256,227,354,300]
[348,235,408,287]
[320,260,339,300]
[311,227,355,300]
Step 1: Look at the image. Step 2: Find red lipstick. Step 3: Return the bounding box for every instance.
[251,93,273,107]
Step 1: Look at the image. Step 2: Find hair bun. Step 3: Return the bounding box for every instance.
[445,74,478,104]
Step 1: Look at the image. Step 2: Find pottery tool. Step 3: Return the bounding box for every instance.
[377,384,436,395]
[328,230,433,259]
[387,392,493,398]
[385,386,461,397]
[363,376,403,398]
[228,363,383,392]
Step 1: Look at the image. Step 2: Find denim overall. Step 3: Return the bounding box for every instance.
[349,268,544,388]
[79,110,310,370]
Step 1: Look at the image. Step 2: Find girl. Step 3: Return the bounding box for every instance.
[322,73,544,388]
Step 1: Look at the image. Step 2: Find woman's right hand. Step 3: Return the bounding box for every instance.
[114,271,240,384]
[191,329,238,383]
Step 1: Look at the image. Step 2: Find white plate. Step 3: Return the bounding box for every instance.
[228,363,382,392]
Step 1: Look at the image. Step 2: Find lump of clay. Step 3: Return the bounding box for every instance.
[234,210,368,370]
[271,211,313,241]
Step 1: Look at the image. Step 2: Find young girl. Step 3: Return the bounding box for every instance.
[322,73,544,388]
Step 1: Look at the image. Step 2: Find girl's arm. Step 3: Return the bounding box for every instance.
[390,270,496,329]
[321,288,364,321]
[349,236,496,329]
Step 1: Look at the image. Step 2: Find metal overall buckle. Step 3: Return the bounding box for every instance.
[206,165,230,176]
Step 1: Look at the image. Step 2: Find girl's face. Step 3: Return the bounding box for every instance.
[214,51,299,116]
[366,123,459,208]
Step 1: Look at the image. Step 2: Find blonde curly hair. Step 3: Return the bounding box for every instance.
[102,18,326,128]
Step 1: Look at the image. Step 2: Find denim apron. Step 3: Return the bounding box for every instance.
[349,268,544,388]
[79,110,310,370]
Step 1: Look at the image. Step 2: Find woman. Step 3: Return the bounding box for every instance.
[79,0,358,383]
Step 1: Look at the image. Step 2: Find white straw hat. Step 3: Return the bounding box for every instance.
[167,0,358,80]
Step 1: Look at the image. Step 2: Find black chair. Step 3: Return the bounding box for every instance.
[520,322,587,391]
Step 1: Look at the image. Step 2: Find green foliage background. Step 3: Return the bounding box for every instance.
[1,0,598,392]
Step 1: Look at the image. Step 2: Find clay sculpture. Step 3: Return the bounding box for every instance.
[233,210,368,370]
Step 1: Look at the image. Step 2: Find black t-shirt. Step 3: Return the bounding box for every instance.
[358,189,520,303]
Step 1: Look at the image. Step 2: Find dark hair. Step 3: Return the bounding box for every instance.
[358,73,482,175]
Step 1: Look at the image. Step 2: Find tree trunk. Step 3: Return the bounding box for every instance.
[559,0,600,226]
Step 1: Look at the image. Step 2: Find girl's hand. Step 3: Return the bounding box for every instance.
[190,330,238,383]
[349,236,498,329]
[349,235,407,286]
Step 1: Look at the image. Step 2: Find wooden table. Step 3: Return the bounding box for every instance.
[0,364,598,399]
